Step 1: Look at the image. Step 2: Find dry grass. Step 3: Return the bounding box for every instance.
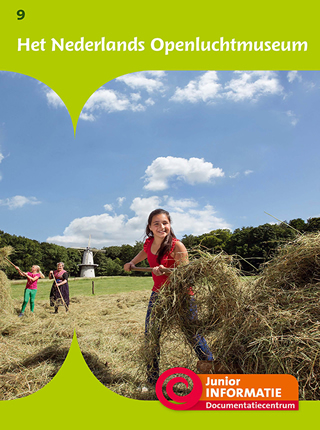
[1,234,320,401]
[75,291,198,400]
[145,235,320,400]
[0,302,73,400]
[138,237,320,400]
[0,247,14,315]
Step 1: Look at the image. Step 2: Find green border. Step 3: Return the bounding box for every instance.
[0,1,319,427]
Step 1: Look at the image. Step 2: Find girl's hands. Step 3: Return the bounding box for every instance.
[123,262,135,272]
[152,265,166,276]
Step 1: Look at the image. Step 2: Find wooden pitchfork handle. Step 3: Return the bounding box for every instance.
[4,257,27,276]
[51,272,69,311]
[130,265,173,275]
[4,257,19,269]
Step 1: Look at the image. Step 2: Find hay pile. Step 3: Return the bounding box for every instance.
[146,251,243,335]
[141,251,245,379]
[0,247,14,315]
[145,235,320,400]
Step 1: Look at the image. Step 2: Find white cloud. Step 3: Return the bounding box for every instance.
[116,71,166,93]
[104,203,113,212]
[44,83,146,119]
[117,197,126,207]
[170,71,284,105]
[224,71,283,102]
[286,110,299,126]
[170,71,222,103]
[0,195,41,209]
[287,71,302,83]
[80,88,147,120]
[144,156,224,191]
[170,205,232,236]
[166,197,198,210]
[229,172,240,179]
[46,196,231,247]
[46,89,65,108]
[244,170,253,175]
[46,196,161,247]
[145,98,155,106]
[84,89,132,113]
[79,112,95,122]
[131,103,146,112]
[303,81,316,91]
[130,92,141,101]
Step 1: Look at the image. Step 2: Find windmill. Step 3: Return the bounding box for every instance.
[72,235,105,278]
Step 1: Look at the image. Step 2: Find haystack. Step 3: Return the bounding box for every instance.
[0,247,14,314]
[149,251,243,333]
[143,235,320,400]
[141,251,245,379]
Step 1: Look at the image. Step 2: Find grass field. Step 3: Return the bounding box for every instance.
[2,236,320,402]
[10,276,154,301]
[1,276,162,401]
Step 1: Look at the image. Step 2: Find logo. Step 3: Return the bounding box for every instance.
[156,368,299,411]
[155,367,202,410]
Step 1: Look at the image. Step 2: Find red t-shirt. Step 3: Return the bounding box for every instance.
[143,237,178,292]
[26,272,41,290]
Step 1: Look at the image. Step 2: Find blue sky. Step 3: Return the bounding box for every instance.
[0,70,319,247]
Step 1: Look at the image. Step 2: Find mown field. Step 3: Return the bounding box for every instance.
[1,276,176,401]
[2,232,320,402]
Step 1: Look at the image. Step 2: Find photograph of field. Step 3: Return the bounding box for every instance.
[0,268,152,400]
[1,232,320,401]
[1,70,320,401]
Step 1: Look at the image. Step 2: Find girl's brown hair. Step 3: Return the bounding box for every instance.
[146,209,176,264]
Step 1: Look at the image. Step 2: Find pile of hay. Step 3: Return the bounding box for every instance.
[140,251,245,380]
[143,235,320,400]
[0,247,14,315]
[242,232,320,400]
[147,251,243,333]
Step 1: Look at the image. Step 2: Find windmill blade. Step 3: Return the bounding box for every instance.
[88,234,92,248]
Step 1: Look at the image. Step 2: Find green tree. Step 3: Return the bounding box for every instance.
[289,218,307,232]
[306,217,320,232]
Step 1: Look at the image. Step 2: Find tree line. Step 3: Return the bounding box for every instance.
[1,216,320,279]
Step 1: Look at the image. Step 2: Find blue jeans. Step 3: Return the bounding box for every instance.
[145,291,213,385]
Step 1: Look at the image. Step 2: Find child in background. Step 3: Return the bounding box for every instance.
[16,265,45,317]
[124,208,213,389]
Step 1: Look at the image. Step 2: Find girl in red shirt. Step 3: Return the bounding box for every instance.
[124,208,213,387]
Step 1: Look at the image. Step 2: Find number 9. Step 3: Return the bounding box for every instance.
[17,10,25,20]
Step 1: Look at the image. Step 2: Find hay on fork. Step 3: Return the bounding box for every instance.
[0,246,14,315]
[141,251,245,378]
